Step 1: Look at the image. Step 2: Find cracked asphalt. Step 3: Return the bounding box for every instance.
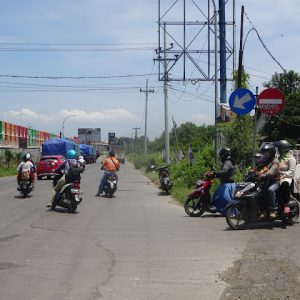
[1,161,300,299]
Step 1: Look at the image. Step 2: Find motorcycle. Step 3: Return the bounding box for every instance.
[51,170,82,213]
[103,173,118,198]
[184,169,248,217]
[18,170,33,198]
[152,165,172,195]
[184,171,216,217]
[226,173,300,230]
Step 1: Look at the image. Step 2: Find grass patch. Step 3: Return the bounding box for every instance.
[0,165,17,177]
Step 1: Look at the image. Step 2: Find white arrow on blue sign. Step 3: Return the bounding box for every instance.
[228,88,256,115]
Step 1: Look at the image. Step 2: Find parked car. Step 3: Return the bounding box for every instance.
[36,155,65,180]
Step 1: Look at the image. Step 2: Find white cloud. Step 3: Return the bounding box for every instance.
[190,113,214,125]
[4,107,140,125]
[8,108,52,123]
[60,108,140,122]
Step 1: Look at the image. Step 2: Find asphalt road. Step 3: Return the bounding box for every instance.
[1,161,300,300]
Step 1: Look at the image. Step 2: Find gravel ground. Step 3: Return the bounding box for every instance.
[219,227,300,300]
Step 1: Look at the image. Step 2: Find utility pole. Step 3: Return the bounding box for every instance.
[237,5,244,88]
[132,126,140,153]
[140,79,154,155]
[163,22,170,163]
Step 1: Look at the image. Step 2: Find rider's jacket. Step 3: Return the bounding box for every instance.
[102,157,120,172]
[215,159,234,184]
[259,158,279,184]
[55,159,79,174]
[17,160,35,173]
[279,150,296,183]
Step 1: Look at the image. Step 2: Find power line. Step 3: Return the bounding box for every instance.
[244,10,286,73]
[0,46,155,52]
[0,73,158,80]
[0,42,156,46]
[275,115,300,127]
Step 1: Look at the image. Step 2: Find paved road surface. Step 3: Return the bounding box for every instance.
[0,161,300,299]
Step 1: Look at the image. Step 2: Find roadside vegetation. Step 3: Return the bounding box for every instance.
[0,150,22,177]
[124,69,300,204]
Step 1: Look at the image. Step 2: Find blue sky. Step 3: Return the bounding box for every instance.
[0,0,299,141]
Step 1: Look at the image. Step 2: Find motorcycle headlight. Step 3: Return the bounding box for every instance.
[235,190,243,198]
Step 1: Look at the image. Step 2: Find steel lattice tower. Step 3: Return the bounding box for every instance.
[156,0,236,103]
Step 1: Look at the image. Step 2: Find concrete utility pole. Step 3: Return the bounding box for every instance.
[140,79,154,155]
[132,126,140,153]
[163,22,170,163]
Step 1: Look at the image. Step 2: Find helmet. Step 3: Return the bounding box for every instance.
[23,153,31,161]
[260,143,276,161]
[276,140,290,154]
[78,155,84,160]
[218,147,231,162]
[253,153,266,167]
[109,150,115,157]
[66,149,76,159]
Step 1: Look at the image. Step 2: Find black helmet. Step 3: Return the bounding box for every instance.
[109,150,115,157]
[276,140,290,154]
[260,143,276,160]
[218,147,231,162]
[253,153,266,167]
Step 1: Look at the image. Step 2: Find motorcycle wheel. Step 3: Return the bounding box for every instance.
[105,192,113,198]
[226,204,247,230]
[164,186,171,195]
[67,196,77,213]
[184,196,205,217]
[283,199,300,225]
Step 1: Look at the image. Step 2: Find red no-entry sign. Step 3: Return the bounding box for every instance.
[257,88,285,115]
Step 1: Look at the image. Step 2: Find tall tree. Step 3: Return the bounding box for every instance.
[264,70,300,96]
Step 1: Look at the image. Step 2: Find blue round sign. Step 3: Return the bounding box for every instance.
[229,88,256,115]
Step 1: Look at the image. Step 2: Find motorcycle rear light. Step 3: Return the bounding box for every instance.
[73,182,80,189]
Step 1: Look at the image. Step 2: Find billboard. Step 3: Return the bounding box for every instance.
[78,128,101,144]
[108,132,115,145]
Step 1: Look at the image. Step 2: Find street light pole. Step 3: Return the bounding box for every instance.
[62,114,78,138]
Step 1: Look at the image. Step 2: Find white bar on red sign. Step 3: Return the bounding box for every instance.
[259,99,282,104]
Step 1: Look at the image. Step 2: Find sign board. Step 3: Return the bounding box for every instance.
[257,88,285,115]
[78,128,101,143]
[228,88,256,115]
[108,132,115,145]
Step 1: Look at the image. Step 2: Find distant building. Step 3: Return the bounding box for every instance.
[78,128,101,144]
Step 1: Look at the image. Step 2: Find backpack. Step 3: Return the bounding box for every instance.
[65,163,81,183]
[21,170,30,181]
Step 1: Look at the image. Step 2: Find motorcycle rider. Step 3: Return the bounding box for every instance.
[276,140,297,203]
[46,149,80,207]
[211,147,235,215]
[78,155,86,172]
[258,143,280,218]
[95,150,120,197]
[17,153,35,190]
